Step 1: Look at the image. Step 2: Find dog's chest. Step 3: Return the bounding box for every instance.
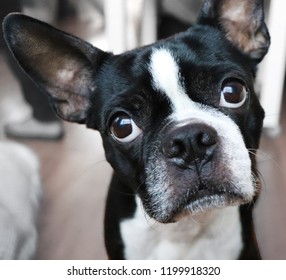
[120,198,242,259]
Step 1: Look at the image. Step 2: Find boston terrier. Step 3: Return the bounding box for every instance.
[3,0,270,259]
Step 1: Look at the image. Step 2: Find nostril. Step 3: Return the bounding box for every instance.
[163,139,186,159]
[161,123,219,167]
[199,130,218,147]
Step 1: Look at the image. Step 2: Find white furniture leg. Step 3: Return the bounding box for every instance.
[104,0,127,54]
[140,0,158,46]
[259,0,286,137]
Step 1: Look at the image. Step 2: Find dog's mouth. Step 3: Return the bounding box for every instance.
[142,182,252,224]
[174,188,246,221]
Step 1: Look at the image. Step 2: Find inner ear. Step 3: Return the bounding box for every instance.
[3,13,110,123]
[198,0,270,62]
[219,0,269,60]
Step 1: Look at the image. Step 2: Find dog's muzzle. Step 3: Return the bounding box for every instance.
[142,115,256,223]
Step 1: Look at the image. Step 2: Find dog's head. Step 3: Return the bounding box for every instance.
[3,0,269,223]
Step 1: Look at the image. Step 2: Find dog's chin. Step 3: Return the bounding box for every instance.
[144,189,252,224]
[172,194,247,222]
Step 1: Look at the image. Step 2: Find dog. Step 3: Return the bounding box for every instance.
[3,0,270,259]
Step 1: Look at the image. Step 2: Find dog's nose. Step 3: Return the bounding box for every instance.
[162,123,218,168]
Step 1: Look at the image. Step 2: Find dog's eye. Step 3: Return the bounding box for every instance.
[109,113,142,143]
[219,80,247,108]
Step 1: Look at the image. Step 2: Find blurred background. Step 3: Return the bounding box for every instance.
[0,0,285,260]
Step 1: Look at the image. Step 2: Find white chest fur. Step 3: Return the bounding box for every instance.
[120,197,242,259]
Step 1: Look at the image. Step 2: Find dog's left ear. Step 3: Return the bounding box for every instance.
[198,0,270,62]
[3,13,111,124]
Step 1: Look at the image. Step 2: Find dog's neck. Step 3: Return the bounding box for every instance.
[120,196,242,259]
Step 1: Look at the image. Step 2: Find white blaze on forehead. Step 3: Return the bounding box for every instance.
[149,48,195,114]
[150,48,184,95]
[149,48,202,118]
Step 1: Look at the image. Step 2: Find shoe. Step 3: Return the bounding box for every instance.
[4,117,64,140]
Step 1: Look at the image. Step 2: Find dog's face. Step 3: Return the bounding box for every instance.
[3,0,269,223]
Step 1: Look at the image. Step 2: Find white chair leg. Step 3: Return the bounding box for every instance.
[258,0,286,137]
[104,0,127,54]
[140,0,158,46]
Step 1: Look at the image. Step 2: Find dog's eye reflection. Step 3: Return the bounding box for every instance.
[219,80,247,109]
[109,113,142,143]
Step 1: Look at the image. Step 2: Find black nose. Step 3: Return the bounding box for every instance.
[162,123,218,168]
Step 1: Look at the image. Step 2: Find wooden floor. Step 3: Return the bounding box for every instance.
[28,125,112,260]
[0,16,286,260]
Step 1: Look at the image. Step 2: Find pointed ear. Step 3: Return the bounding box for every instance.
[198,0,270,62]
[3,13,111,123]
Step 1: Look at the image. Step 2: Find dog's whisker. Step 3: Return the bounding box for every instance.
[251,148,284,172]
[69,158,109,183]
[249,148,278,164]
[138,199,159,230]
[135,181,145,194]
[109,182,139,197]
[84,159,108,172]
[248,150,275,192]
[254,168,268,192]
[109,188,137,197]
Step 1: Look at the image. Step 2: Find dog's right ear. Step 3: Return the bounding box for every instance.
[3,13,111,124]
